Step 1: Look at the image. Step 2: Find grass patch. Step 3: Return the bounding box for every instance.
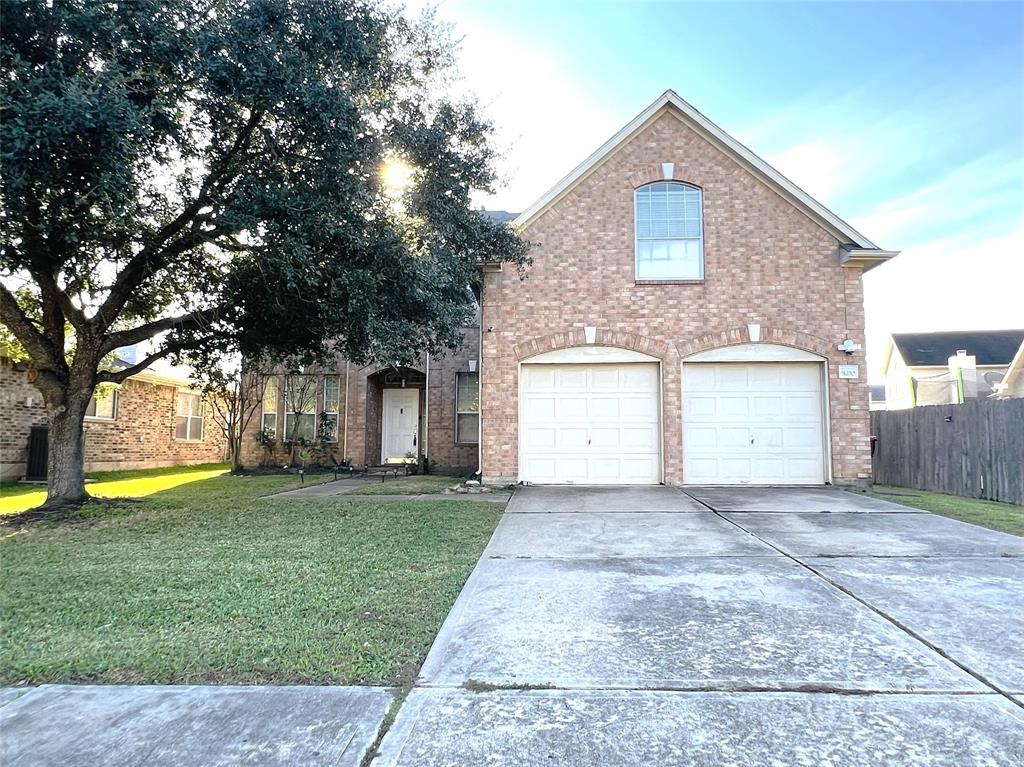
[348,474,467,496]
[0,471,501,685]
[0,463,234,516]
[867,485,1024,537]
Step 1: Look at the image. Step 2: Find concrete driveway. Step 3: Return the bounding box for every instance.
[374,485,1024,766]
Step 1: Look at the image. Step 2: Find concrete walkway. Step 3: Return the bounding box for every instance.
[0,685,392,767]
[374,485,1024,765]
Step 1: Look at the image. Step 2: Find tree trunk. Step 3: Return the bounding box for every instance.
[230,434,243,474]
[44,392,91,507]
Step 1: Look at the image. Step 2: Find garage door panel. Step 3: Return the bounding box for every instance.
[719,397,750,417]
[622,396,657,418]
[523,427,556,449]
[684,362,824,485]
[623,427,658,449]
[685,396,717,417]
[520,362,661,484]
[557,368,587,388]
[590,397,620,417]
[785,395,820,418]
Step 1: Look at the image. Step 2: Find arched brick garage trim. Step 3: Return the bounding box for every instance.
[513,328,674,362]
[676,325,834,359]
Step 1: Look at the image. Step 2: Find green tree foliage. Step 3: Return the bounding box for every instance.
[0,0,529,505]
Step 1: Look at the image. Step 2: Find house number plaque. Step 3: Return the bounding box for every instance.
[837,365,859,380]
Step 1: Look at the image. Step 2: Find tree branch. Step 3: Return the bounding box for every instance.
[94,108,266,330]
[0,282,61,371]
[101,307,219,355]
[96,345,179,384]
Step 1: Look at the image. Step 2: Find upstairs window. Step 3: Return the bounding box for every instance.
[635,182,704,280]
[175,391,204,441]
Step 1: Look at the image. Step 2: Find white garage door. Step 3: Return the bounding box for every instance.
[520,363,661,484]
[683,362,825,484]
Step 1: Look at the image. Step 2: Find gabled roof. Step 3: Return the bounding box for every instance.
[889,330,1024,368]
[479,210,519,224]
[513,90,896,264]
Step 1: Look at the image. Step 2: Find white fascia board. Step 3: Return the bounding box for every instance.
[514,89,889,254]
[840,246,900,271]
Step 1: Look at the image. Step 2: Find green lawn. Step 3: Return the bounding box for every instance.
[868,485,1024,537]
[349,474,467,496]
[0,463,235,516]
[0,471,501,686]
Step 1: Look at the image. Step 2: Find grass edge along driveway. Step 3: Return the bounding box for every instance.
[866,485,1023,537]
[1,470,502,686]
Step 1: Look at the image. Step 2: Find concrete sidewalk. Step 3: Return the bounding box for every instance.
[373,485,1024,766]
[0,685,392,767]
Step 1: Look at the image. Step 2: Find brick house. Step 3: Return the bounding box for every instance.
[1,355,225,481]
[243,90,895,486]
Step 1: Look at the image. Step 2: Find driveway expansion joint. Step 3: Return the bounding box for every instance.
[698,499,1024,711]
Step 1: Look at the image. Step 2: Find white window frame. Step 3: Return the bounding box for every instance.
[322,374,340,443]
[85,387,118,421]
[261,375,280,440]
[283,374,317,443]
[634,181,705,281]
[455,371,480,445]
[175,390,204,442]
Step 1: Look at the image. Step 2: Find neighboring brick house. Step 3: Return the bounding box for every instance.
[1,357,225,481]
[243,90,895,485]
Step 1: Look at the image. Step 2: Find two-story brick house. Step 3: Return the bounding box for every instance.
[244,90,895,486]
[479,90,895,486]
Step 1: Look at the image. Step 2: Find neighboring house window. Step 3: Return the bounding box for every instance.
[634,181,704,280]
[262,376,279,438]
[175,391,204,441]
[455,372,479,444]
[322,375,340,441]
[283,374,317,442]
[86,388,118,420]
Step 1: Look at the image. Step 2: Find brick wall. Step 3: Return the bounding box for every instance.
[239,327,481,474]
[480,109,872,485]
[1,360,225,480]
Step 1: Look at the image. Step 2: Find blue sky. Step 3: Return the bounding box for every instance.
[408,0,1024,379]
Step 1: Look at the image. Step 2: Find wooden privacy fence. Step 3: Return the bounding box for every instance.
[871,398,1024,505]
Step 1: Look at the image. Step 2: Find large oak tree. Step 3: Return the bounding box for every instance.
[0,0,528,506]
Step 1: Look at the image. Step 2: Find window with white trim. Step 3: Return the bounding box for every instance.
[261,376,279,438]
[86,387,118,420]
[635,181,704,280]
[283,374,317,442]
[175,391,204,441]
[455,372,479,444]
[322,375,340,441]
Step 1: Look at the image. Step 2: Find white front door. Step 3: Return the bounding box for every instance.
[382,388,420,463]
[519,362,661,484]
[683,362,825,484]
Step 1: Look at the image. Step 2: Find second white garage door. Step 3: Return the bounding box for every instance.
[520,363,661,484]
[683,362,825,484]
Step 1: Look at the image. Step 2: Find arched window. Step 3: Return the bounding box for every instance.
[634,182,704,280]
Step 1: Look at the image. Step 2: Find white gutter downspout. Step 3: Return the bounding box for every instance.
[341,361,350,461]
[423,352,430,462]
